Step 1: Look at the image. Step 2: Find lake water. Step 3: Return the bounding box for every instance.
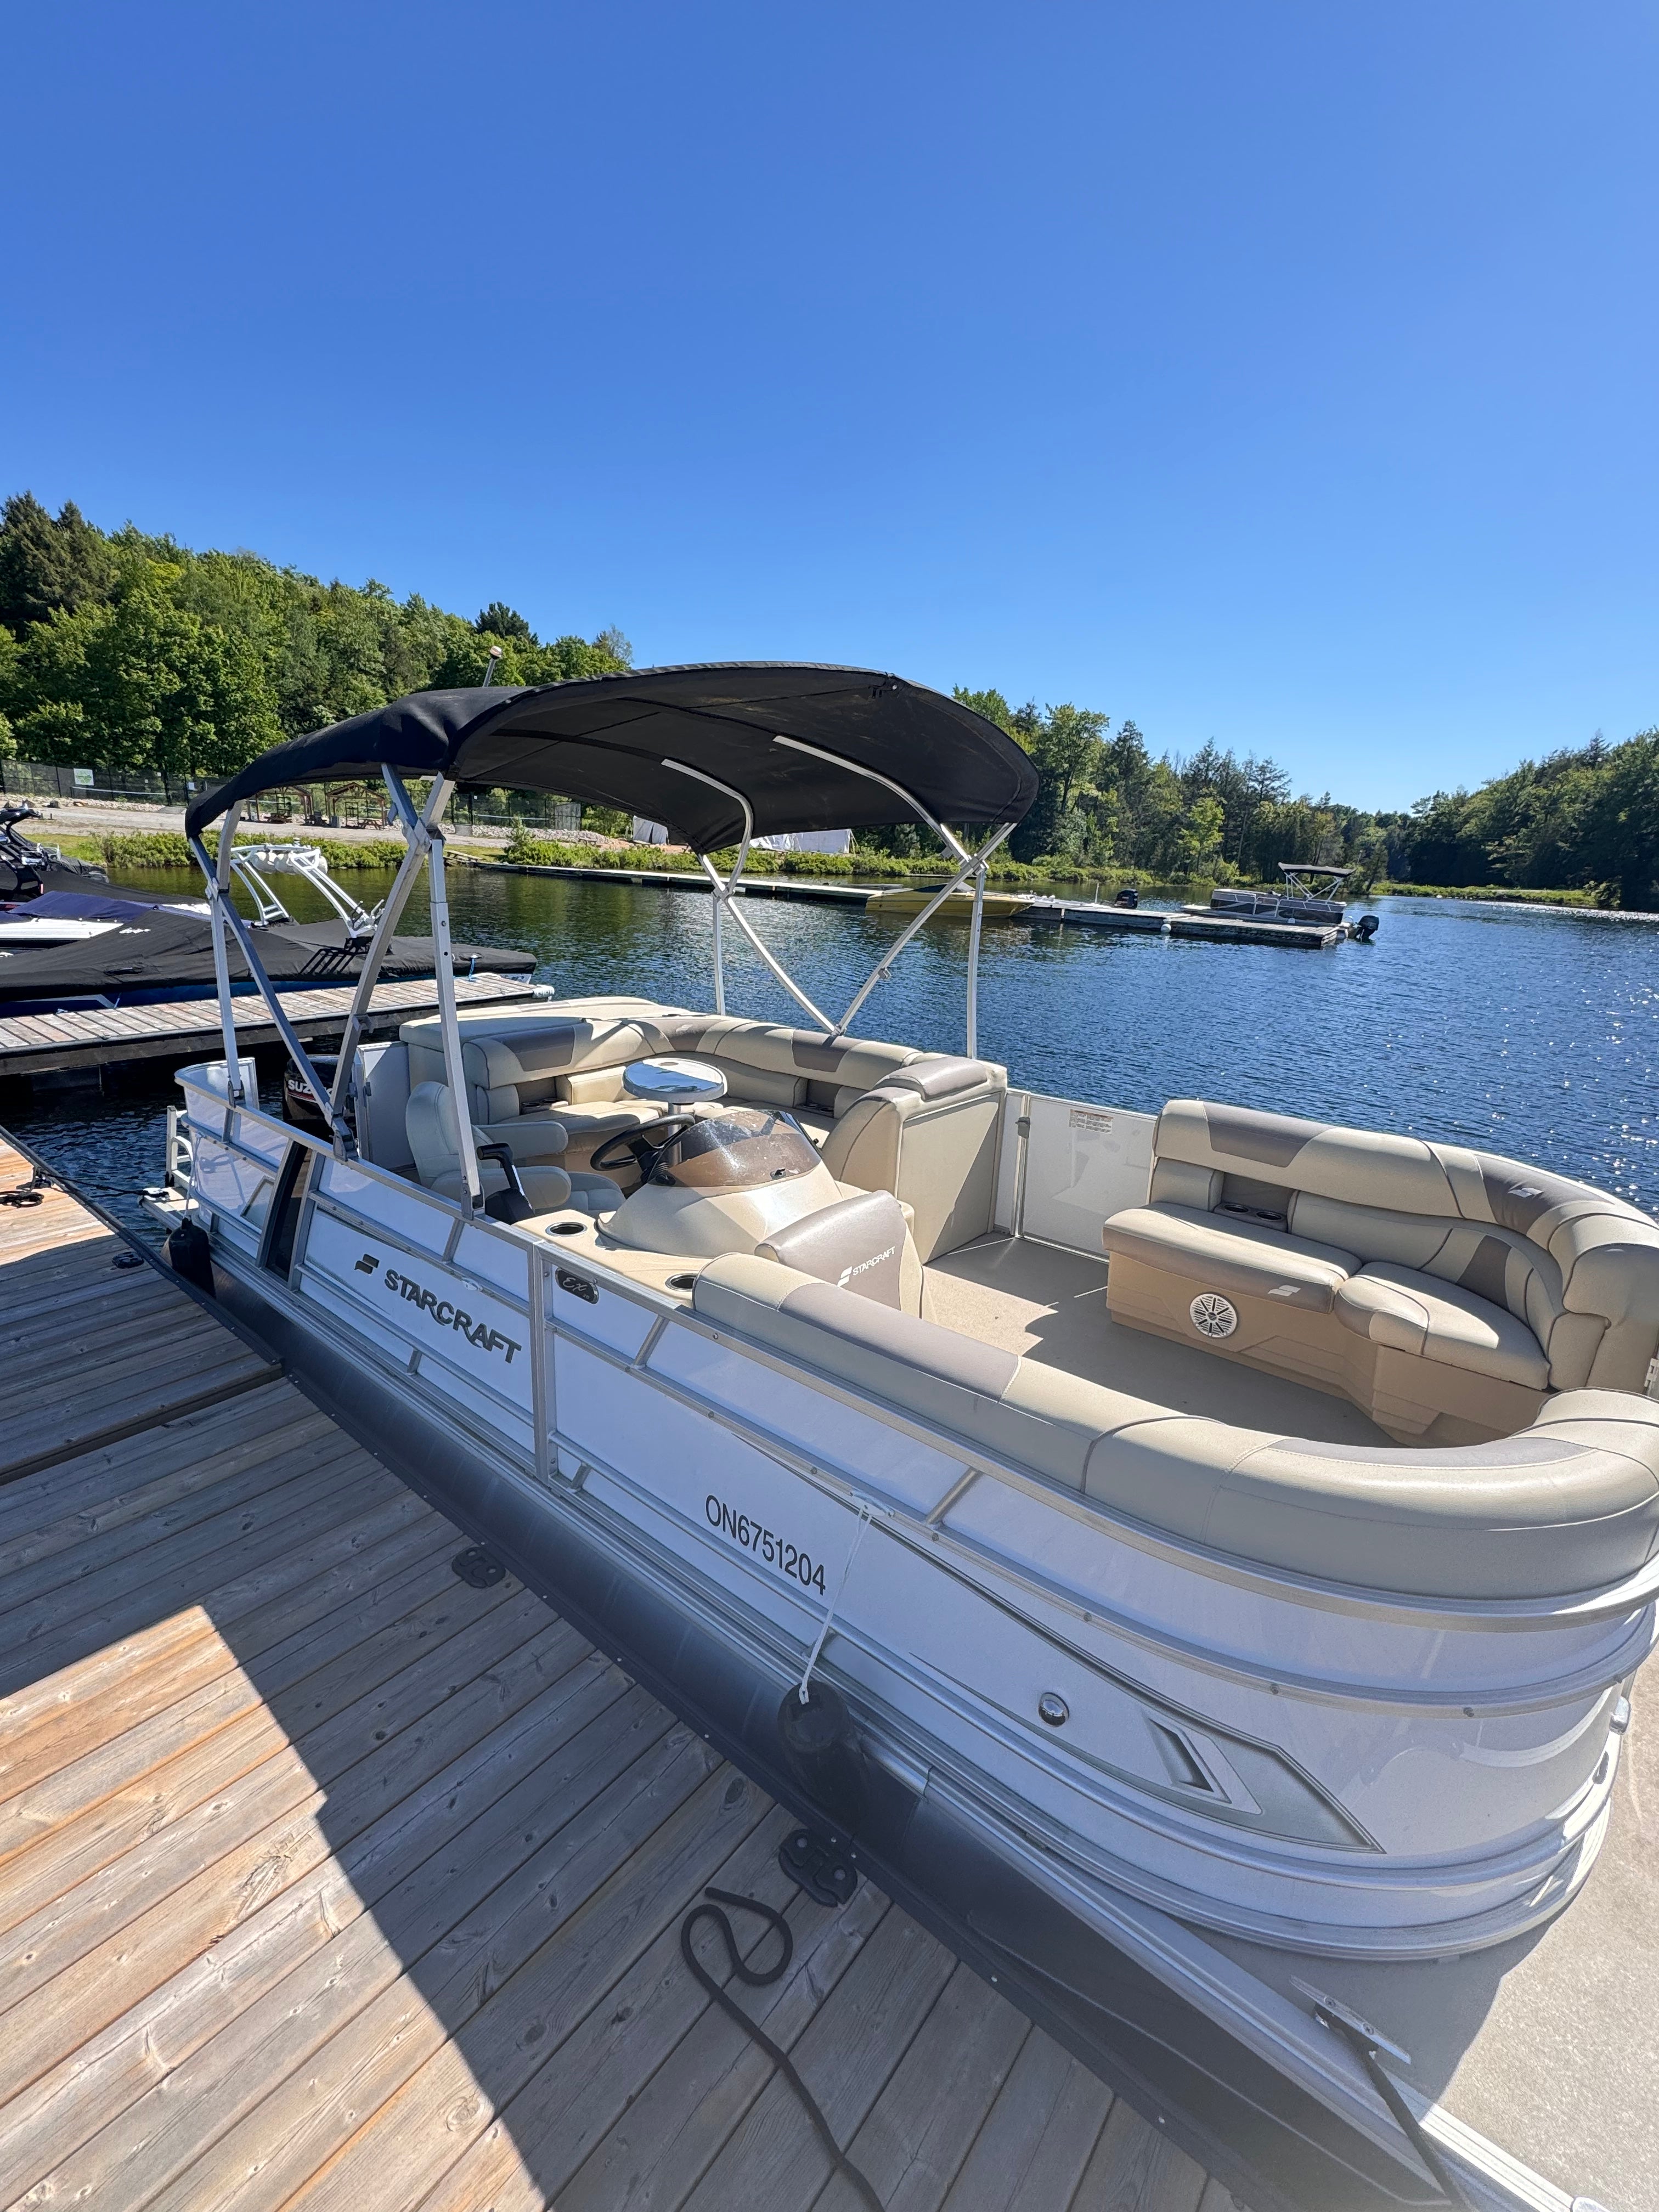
[9,867,1657,1239]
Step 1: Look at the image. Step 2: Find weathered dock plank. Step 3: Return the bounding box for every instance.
[0,966,543,1081]
[0,1125,1218,2211]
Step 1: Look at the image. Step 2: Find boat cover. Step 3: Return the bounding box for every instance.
[0,906,534,1006]
[184,665,1040,853]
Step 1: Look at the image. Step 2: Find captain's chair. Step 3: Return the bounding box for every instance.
[405,1082,623,1216]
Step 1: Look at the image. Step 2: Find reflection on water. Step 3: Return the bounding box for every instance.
[9,863,1657,1239]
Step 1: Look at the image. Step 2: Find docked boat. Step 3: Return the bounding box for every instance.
[0,837,533,1015]
[0,800,110,898]
[154,665,1659,2211]
[1184,862,1381,944]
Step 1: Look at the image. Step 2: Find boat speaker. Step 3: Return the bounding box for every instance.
[1189,1291,1238,1339]
[776,1679,870,1835]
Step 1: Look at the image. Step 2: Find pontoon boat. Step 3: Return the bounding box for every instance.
[155,668,1659,2212]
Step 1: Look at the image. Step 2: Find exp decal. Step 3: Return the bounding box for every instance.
[382,1266,521,1363]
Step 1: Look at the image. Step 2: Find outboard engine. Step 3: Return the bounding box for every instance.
[283,1054,339,1137]
[1349,913,1380,943]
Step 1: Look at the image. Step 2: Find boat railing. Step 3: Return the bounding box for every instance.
[177,1065,1659,1635]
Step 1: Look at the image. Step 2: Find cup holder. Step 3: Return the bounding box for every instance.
[665,1272,699,1293]
[545,1218,585,1237]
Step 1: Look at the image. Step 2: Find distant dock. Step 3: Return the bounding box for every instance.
[479,865,1353,944]
[479,857,873,905]
[0,1128,1216,2211]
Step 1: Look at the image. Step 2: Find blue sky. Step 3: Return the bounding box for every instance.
[4,2,1654,810]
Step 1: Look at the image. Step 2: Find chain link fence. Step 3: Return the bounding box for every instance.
[1,759,585,835]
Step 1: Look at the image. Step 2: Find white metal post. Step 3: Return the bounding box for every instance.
[209,802,245,1108]
[835,822,1013,1039]
[966,855,988,1060]
[326,768,435,1133]
[191,828,341,1129]
[663,757,836,1032]
[422,778,484,1215]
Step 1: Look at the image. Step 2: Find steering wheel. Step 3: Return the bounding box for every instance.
[589,1113,696,1184]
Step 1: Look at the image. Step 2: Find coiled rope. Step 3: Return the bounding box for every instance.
[678,1886,884,2211]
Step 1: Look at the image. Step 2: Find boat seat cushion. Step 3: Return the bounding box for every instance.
[693,1256,1659,1596]
[1335,1263,1551,1389]
[753,1189,922,1313]
[694,1254,1119,1488]
[1120,1099,1659,1399]
[1101,1203,1359,1313]
[819,1058,1007,1263]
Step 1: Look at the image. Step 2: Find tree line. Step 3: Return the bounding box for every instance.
[0,492,629,781]
[1,494,1652,901]
[935,691,1658,905]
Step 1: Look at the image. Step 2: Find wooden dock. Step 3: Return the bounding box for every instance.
[1166,913,1342,949]
[0,969,544,1085]
[0,1130,1231,2212]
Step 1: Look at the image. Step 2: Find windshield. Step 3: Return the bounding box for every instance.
[651,1108,821,1192]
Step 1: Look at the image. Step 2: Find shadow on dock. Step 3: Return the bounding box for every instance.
[0,1134,1226,2212]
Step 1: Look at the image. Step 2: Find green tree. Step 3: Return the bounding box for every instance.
[0,494,116,634]
[7,566,280,774]
[476,602,537,643]
[996,701,1107,862]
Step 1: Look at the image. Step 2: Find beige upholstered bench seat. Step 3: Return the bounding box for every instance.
[399,999,1008,1261]
[692,1254,1659,1600]
[1337,1263,1550,1390]
[1102,1204,1358,1313]
[1102,1098,1659,1443]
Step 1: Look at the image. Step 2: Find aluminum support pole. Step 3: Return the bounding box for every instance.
[422,778,484,1214]
[770,733,973,865]
[966,860,987,1060]
[207,803,246,1109]
[834,820,1014,1042]
[190,827,340,1128]
[663,757,836,1033]
[326,768,435,1132]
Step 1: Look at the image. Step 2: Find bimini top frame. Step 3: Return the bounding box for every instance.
[185,663,1037,1215]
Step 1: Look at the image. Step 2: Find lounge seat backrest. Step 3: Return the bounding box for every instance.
[1152,1101,1659,1393]
[820,1056,1007,1262]
[401,1003,707,1123]
[752,1188,922,1314]
[402,1003,1007,1263]
[692,1254,1659,1599]
[401,1007,923,1123]
[405,1080,572,1208]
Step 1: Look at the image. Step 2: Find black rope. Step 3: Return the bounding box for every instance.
[1314,2008,1469,2209]
[679,1887,884,2212]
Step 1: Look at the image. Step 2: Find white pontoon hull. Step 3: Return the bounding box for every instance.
[170,1062,1652,2210]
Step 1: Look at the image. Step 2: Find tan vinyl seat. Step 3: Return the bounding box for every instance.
[405,1082,622,1216]
[1101,1204,1358,1313]
[692,1254,1659,1600]
[819,1055,1006,1261]
[1336,1264,1550,1390]
[752,1188,924,1316]
[399,1002,1008,1256]
[1102,1098,1659,1442]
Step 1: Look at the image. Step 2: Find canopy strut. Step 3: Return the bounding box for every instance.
[662,758,835,1034]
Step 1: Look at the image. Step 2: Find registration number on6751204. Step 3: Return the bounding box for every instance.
[704,1494,827,1594]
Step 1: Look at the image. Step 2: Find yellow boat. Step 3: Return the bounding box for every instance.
[863,883,1031,920]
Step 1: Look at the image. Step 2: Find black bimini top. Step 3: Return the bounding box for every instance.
[185,664,1037,853]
